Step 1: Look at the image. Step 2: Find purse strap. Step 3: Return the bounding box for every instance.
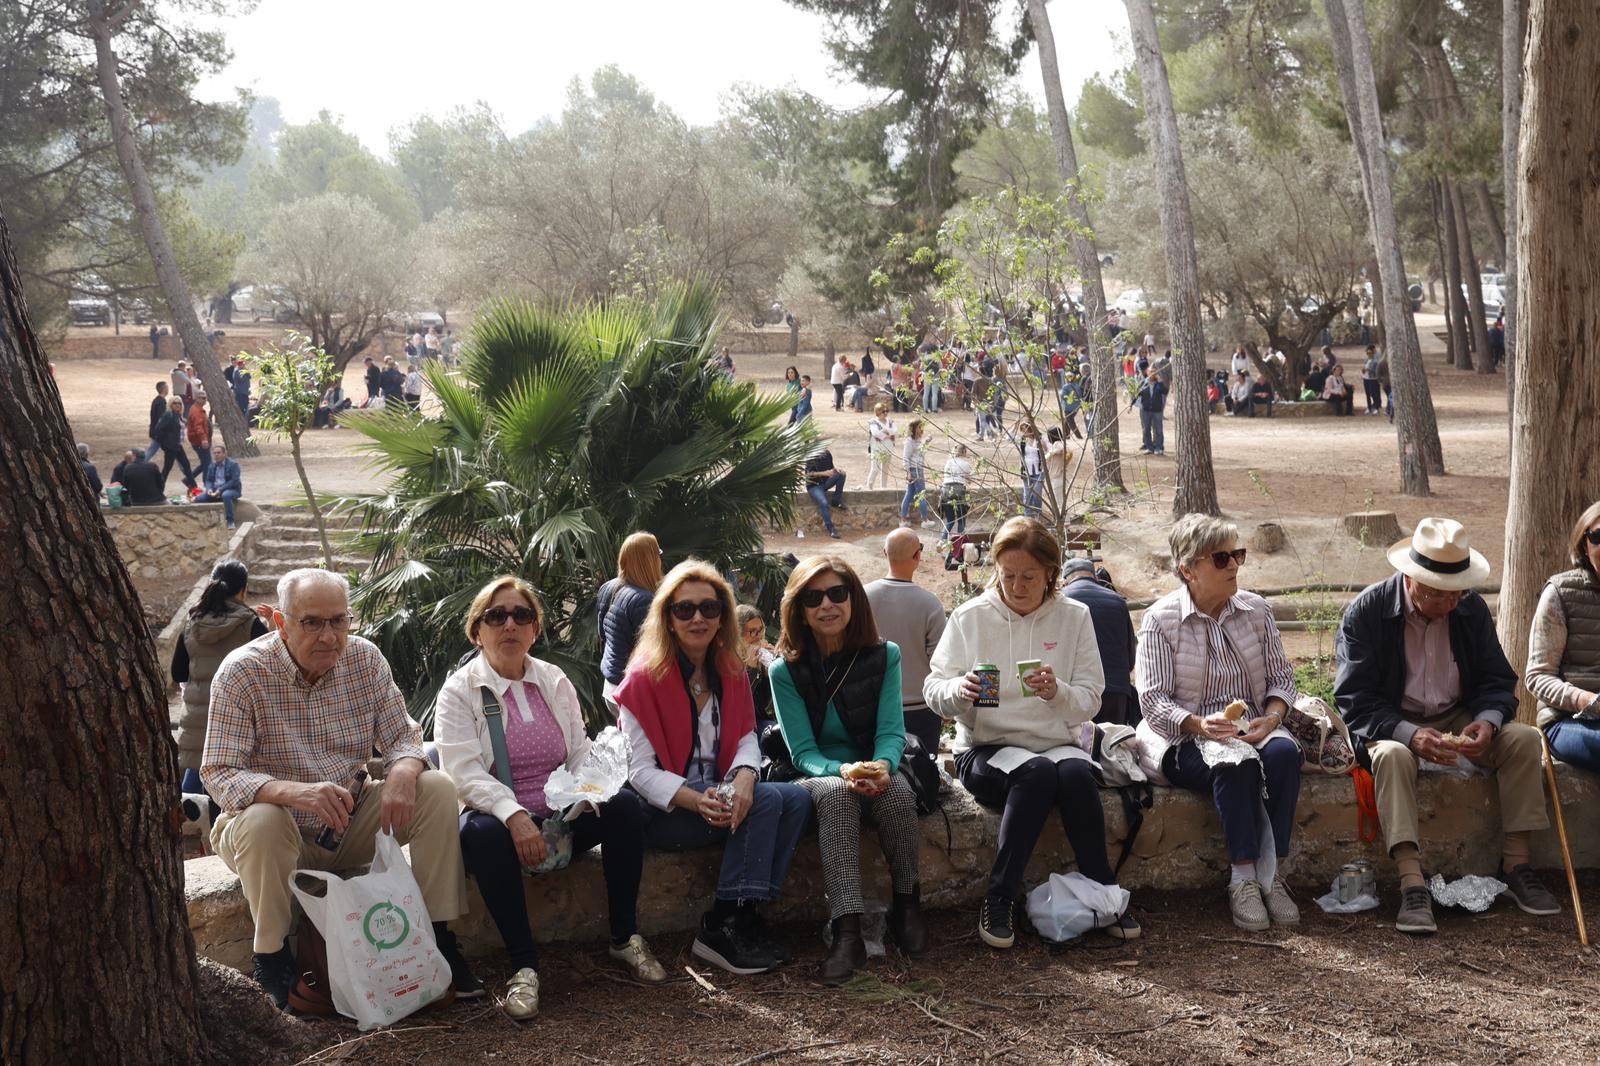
[480,685,515,790]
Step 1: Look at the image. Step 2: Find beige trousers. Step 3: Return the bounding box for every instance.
[1367,708,1550,853]
[211,769,467,953]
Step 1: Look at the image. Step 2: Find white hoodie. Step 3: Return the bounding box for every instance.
[924,588,1105,752]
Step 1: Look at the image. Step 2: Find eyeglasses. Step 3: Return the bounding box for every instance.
[1209,548,1247,569]
[669,599,724,621]
[480,606,537,628]
[295,614,352,633]
[1585,528,1600,547]
[799,585,851,609]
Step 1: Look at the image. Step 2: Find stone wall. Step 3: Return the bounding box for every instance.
[105,503,235,623]
[186,765,1600,972]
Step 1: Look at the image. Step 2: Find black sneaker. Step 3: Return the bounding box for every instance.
[739,906,791,966]
[252,945,297,1010]
[1500,863,1562,916]
[692,910,777,975]
[433,924,484,998]
[979,894,1015,949]
[1105,911,1142,940]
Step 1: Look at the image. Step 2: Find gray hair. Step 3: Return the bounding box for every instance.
[277,568,350,616]
[1168,513,1239,582]
[77,442,90,459]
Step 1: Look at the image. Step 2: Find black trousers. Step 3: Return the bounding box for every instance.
[957,746,1115,900]
[159,444,196,491]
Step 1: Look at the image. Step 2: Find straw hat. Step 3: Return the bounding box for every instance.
[1387,517,1491,592]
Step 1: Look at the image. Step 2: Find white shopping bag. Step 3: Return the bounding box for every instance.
[1025,871,1131,943]
[289,831,452,1030]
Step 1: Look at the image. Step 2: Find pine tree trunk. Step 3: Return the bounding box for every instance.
[1123,0,1218,517]
[1502,0,1524,417]
[0,207,210,1063]
[1026,0,1125,494]
[1474,181,1507,268]
[1440,179,1473,369]
[1497,0,1600,721]
[1325,0,1436,495]
[1450,182,1496,375]
[1428,180,1457,365]
[87,0,255,458]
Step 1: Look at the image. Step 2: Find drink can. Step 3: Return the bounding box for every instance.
[973,663,1001,707]
[1355,860,1375,896]
[1338,863,1363,903]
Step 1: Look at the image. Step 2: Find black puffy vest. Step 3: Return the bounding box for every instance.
[783,640,889,758]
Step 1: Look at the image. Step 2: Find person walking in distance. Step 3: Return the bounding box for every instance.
[1131,366,1168,455]
[865,528,949,754]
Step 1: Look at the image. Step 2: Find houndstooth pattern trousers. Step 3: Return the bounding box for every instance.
[800,772,922,919]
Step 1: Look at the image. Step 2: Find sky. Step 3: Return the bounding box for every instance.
[196,0,1129,154]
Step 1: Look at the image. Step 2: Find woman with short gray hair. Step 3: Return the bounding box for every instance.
[1134,513,1303,933]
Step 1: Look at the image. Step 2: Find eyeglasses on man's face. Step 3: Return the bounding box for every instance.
[294,613,352,634]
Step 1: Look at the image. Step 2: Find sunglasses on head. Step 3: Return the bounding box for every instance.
[480,606,537,627]
[800,585,851,609]
[1586,529,1600,547]
[1210,548,1247,569]
[669,599,724,621]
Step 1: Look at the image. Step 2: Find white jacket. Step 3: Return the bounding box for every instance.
[924,588,1105,752]
[434,652,593,824]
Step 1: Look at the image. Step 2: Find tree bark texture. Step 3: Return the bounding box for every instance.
[0,210,210,1062]
[1497,0,1600,721]
[1027,0,1125,494]
[88,1,255,458]
[1440,179,1473,369]
[1474,181,1508,269]
[1324,0,1437,495]
[1502,0,1524,413]
[1123,0,1218,517]
[1449,180,1496,374]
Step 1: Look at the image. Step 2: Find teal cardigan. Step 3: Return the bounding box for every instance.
[769,642,905,777]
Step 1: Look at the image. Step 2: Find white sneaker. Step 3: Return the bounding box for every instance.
[1228,879,1270,932]
[920,520,939,530]
[1263,877,1300,926]
[501,967,539,1021]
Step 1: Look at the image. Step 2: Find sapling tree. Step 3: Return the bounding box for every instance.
[248,335,337,569]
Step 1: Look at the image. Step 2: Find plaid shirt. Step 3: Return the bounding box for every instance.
[200,633,426,830]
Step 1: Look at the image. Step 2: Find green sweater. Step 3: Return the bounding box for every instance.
[769,642,906,777]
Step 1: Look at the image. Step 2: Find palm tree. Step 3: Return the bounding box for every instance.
[337,282,814,731]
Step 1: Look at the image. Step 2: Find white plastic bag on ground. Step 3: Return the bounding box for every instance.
[1315,875,1380,913]
[289,831,452,1030]
[1025,871,1130,943]
[544,725,630,818]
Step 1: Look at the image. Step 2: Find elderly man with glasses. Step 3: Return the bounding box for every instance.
[201,568,479,1009]
[1335,518,1559,935]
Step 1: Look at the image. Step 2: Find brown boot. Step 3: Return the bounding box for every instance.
[819,914,866,985]
[888,885,928,958]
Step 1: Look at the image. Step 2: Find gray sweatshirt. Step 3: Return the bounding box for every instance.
[865,577,947,711]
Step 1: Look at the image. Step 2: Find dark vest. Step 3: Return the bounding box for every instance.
[1545,569,1600,715]
[783,640,889,758]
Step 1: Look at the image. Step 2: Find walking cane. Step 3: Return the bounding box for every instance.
[1541,733,1588,947]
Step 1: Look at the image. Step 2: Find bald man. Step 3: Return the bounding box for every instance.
[865,528,948,752]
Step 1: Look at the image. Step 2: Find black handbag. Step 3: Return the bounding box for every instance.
[897,733,942,816]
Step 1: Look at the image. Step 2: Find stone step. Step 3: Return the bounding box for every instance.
[253,537,370,558]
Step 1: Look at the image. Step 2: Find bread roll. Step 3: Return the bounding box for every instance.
[1223,700,1249,722]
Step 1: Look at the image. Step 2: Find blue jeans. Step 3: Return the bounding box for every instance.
[901,477,928,521]
[807,472,845,533]
[197,489,240,524]
[1164,737,1301,862]
[922,379,941,411]
[1022,472,1043,517]
[1139,408,1164,452]
[642,781,811,900]
[1546,718,1600,774]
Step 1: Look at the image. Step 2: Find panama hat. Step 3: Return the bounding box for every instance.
[1387,517,1491,592]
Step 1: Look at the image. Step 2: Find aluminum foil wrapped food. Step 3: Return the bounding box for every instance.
[544,726,630,817]
[1197,735,1259,768]
[1427,873,1507,912]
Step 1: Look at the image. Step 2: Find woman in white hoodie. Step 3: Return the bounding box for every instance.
[924,517,1136,949]
[435,576,667,1021]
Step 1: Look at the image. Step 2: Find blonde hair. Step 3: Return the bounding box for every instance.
[988,516,1063,599]
[1168,513,1240,582]
[617,531,663,590]
[463,575,543,644]
[631,560,742,680]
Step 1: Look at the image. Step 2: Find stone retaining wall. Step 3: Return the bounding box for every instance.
[186,766,1600,972]
[105,504,236,623]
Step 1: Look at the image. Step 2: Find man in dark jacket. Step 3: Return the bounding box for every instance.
[147,381,170,459]
[1061,559,1138,725]
[804,447,846,540]
[1129,367,1167,455]
[78,443,102,502]
[1335,518,1558,935]
[120,452,166,506]
[363,357,381,405]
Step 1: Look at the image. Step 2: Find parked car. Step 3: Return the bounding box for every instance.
[69,297,111,326]
[404,310,445,332]
[1111,288,1162,316]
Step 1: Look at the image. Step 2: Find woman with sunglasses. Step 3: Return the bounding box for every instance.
[615,560,811,976]
[925,516,1131,950]
[435,576,665,1021]
[768,557,925,984]
[1133,514,1302,933]
[1527,500,1600,772]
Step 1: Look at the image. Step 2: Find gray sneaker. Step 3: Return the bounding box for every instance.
[1228,879,1270,932]
[1395,885,1437,935]
[1263,877,1300,926]
[1501,864,1562,916]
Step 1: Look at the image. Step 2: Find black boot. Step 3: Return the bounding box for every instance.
[819,913,866,986]
[743,904,791,966]
[888,885,928,958]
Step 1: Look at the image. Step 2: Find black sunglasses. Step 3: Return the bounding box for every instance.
[800,585,851,609]
[480,606,537,627]
[1210,548,1247,569]
[670,599,724,621]
[1586,529,1600,547]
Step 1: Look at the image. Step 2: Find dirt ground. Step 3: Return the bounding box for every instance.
[288,873,1600,1066]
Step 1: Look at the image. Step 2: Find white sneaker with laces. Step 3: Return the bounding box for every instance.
[1263,876,1300,926]
[1228,879,1270,932]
